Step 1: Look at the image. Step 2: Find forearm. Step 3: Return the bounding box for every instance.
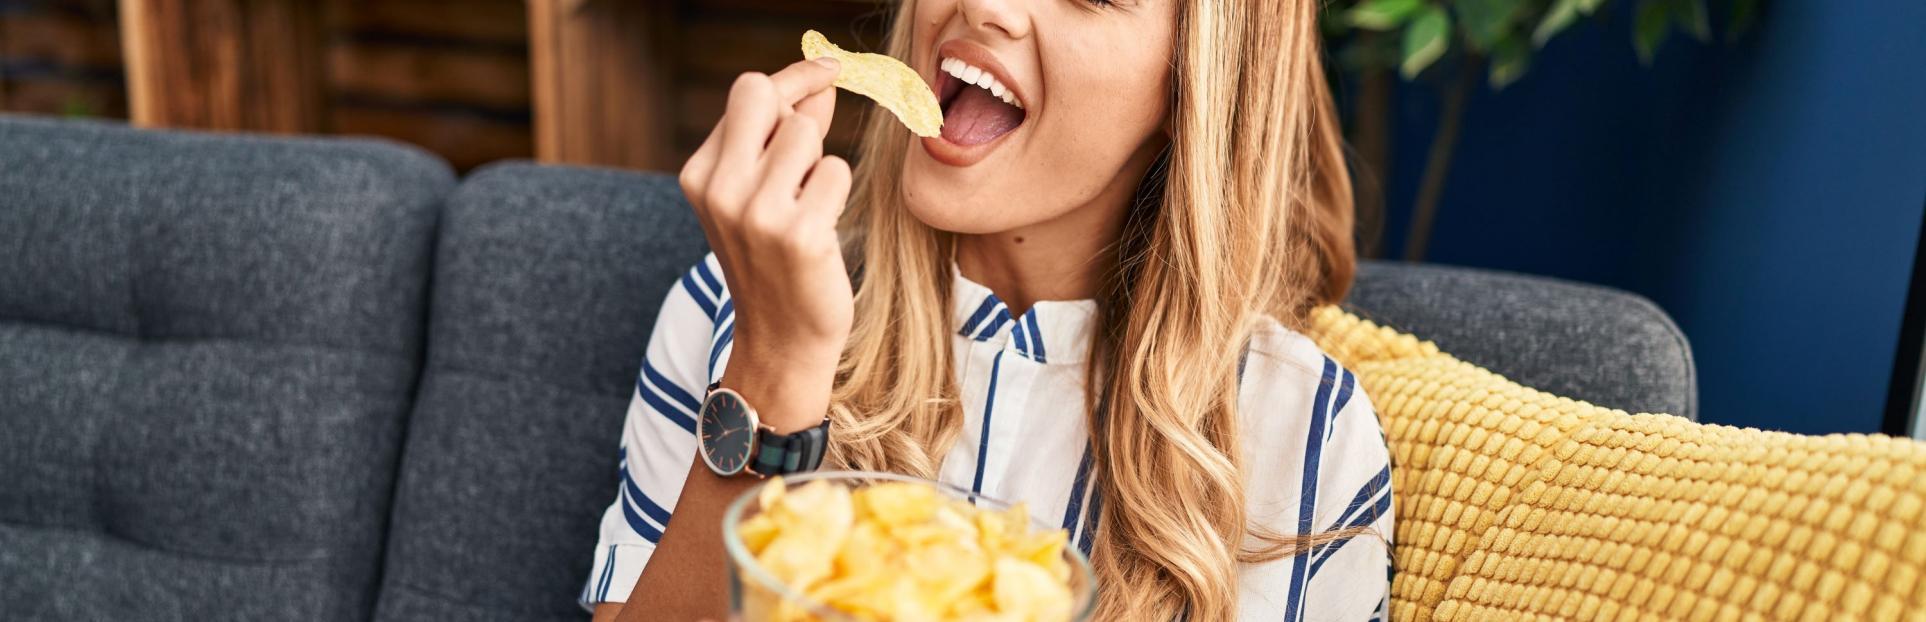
[610,456,754,622]
[607,355,836,621]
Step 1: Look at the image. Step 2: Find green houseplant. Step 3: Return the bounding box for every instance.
[1324,0,1760,260]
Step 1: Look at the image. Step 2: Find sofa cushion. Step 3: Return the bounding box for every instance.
[1309,308,1925,621]
[374,163,706,621]
[0,115,450,620]
[1345,261,1698,420]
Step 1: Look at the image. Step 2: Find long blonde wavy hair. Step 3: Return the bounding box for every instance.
[824,1,1360,619]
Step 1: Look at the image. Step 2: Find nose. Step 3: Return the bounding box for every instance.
[958,0,1031,39]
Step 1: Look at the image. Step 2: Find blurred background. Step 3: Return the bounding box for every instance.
[2,0,1922,436]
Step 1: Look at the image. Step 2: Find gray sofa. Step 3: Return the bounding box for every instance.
[0,116,1693,621]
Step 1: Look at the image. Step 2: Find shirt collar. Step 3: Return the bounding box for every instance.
[950,266,1098,365]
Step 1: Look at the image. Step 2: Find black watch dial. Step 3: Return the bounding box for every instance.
[698,389,756,476]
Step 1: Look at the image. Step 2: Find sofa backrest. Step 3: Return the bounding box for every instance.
[371,166,1702,620]
[0,115,449,620]
[371,163,706,621]
[1346,261,1698,420]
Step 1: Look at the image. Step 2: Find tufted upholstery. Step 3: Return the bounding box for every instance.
[1345,262,1698,421]
[370,163,709,621]
[0,116,450,619]
[14,117,1901,621]
[1310,308,1926,621]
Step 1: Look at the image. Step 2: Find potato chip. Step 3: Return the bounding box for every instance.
[992,559,1072,622]
[859,481,941,526]
[741,477,1076,621]
[801,30,944,138]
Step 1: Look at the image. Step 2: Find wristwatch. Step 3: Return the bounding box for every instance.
[696,380,831,478]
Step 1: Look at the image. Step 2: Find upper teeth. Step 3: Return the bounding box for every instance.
[940,57,1022,109]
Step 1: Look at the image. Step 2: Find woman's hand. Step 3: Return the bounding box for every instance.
[678,58,852,432]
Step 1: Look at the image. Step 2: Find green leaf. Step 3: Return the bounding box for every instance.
[1456,0,1523,52]
[1533,0,1583,46]
[1576,0,1607,15]
[1338,34,1405,73]
[1488,35,1532,89]
[1634,0,1672,64]
[1401,6,1453,78]
[1681,0,1712,41]
[1728,0,1760,41]
[1346,0,1427,31]
[61,99,94,118]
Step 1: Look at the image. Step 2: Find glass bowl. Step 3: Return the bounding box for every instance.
[721,470,1098,621]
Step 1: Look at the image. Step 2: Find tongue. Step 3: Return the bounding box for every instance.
[940,86,1023,146]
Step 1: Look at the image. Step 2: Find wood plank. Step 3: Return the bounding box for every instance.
[528,0,674,171]
[1,75,128,118]
[331,103,529,171]
[675,18,812,81]
[328,41,529,110]
[330,0,527,44]
[686,0,885,19]
[0,12,125,69]
[118,0,326,133]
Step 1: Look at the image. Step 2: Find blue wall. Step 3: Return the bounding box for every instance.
[1373,0,1926,434]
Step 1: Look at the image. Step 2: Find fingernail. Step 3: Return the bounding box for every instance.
[813,57,840,70]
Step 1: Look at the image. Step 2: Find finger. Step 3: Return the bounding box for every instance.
[797,155,853,220]
[770,58,841,110]
[714,73,780,193]
[751,113,825,206]
[793,83,837,142]
[679,117,725,209]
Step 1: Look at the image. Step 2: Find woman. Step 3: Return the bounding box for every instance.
[585,0,1391,619]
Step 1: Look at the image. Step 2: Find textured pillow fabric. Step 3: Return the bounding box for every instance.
[373,164,707,622]
[0,115,450,620]
[1309,307,1926,621]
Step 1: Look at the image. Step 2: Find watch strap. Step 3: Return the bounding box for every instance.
[751,419,830,476]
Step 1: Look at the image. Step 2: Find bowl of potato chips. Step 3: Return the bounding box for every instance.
[723,471,1097,622]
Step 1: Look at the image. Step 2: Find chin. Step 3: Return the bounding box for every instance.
[899,150,1099,236]
[900,182,1009,235]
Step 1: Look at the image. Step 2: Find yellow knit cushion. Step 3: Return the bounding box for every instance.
[1308,307,1926,621]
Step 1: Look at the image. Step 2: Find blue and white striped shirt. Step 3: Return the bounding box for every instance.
[583,254,1394,621]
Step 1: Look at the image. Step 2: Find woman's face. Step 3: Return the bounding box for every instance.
[900,0,1179,235]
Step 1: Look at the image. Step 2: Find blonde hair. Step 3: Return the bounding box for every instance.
[826,1,1360,619]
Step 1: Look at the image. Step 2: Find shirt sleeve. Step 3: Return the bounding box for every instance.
[1289,360,1394,622]
[1237,350,1395,622]
[579,254,736,609]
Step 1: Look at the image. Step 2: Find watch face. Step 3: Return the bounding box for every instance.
[698,389,756,476]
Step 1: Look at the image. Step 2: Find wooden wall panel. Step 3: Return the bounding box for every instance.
[118,0,326,133]
[0,0,126,118]
[328,41,529,111]
[2,7,124,67]
[325,0,531,172]
[331,104,528,171]
[3,0,891,171]
[329,0,526,43]
[529,0,675,171]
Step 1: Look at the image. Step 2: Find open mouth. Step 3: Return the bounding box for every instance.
[936,56,1027,146]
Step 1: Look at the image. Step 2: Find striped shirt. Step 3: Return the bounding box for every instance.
[583,254,1394,621]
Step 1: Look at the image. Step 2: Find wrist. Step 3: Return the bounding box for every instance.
[718,346,838,434]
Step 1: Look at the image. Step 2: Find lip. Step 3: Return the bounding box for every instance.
[919,38,1031,168]
[935,39,1028,110]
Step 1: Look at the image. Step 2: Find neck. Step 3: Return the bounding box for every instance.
[954,137,1168,316]
[954,203,1124,315]
[955,141,1163,317]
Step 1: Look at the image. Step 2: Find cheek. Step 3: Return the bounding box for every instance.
[1031,53,1169,182]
